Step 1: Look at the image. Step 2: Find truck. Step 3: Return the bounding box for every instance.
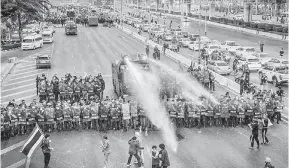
[88,16,99,26]
[111,53,150,98]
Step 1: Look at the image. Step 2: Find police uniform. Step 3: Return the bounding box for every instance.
[130,100,138,129]
[99,102,109,131]
[82,105,91,129]
[90,102,100,130]
[185,102,194,128]
[121,102,131,131]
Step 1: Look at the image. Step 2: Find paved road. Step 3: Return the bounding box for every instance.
[117,4,289,118]
[1,25,288,168]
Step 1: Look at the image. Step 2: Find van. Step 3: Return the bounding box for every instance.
[21,34,43,50]
[42,30,54,43]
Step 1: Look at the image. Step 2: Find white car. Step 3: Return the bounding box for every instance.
[207,60,232,75]
[200,36,211,44]
[182,16,189,22]
[220,40,241,50]
[233,46,256,57]
[262,57,289,67]
[237,56,262,71]
[178,38,191,47]
[188,41,204,51]
[205,44,221,55]
[258,65,289,86]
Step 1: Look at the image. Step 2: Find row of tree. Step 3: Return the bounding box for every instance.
[1,0,52,42]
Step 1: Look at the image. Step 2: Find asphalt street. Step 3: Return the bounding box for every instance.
[118,4,289,118]
[1,25,288,168]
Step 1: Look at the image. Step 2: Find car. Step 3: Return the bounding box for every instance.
[200,36,211,44]
[207,60,232,75]
[220,40,241,50]
[258,65,289,86]
[162,33,174,41]
[178,38,191,47]
[205,44,221,55]
[233,46,256,57]
[262,57,289,67]
[237,55,262,71]
[36,55,51,69]
[189,34,200,41]
[180,31,189,38]
[182,16,189,22]
[188,41,204,51]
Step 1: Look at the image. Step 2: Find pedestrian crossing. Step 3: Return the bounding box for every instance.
[1,47,53,106]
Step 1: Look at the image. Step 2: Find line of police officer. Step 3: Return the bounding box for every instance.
[1,85,284,140]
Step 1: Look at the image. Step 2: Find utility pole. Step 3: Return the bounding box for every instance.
[198,0,201,65]
[205,1,207,36]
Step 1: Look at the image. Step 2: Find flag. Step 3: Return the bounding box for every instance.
[20,124,44,158]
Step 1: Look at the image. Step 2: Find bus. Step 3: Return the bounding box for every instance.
[42,30,54,43]
[88,16,99,26]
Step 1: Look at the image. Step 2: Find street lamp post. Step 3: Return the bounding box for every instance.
[198,0,201,65]
[121,0,123,27]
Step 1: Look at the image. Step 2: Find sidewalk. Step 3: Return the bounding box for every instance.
[1,61,16,83]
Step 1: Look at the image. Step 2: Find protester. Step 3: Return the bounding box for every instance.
[40,133,53,168]
[151,145,160,168]
[127,136,142,168]
[101,135,111,168]
[249,120,260,149]
[158,143,170,168]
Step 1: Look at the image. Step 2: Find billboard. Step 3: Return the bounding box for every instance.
[93,0,114,6]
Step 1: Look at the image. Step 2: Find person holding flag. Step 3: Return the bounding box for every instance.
[20,123,49,167]
[40,133,53,168]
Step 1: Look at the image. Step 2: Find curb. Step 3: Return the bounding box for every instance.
[1,57,18,83]
[1,47,21,52]
[117,24,289,123]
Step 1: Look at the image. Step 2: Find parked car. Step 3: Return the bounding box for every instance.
[178,38,191,47]
[237,55,262,71]
[207,60,232,75]
[258,65,289,86]
[162,33,174,41]
[220,40,241,50]
[262,57,289,67]
[188,41,204,51]
[233,46,256,57]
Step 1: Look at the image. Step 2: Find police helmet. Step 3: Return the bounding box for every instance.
[265,157,271,163]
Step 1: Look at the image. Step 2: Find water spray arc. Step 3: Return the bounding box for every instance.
[149,58,219,105]
[125,60,178,153]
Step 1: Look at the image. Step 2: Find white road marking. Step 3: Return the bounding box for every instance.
[26,158,31,168]
[72,53,74,58]
[97,65,100,68]
[5,159,26,168]
[1,94,37,105]
[4,78,35,87]
[18,64,35,68]
[19,60,35,64]
[1,140,25,155]
[9,73,42,81]
[15,66,36,72]
[1,88,36,99]
[1,83,35,93]
[13,69,44,76]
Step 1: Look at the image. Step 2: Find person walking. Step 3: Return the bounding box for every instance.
[101,135,111,168]
[260,41,264,52]
[249,120,260,149]
[158,144,170,168]
[280,48,284,57]
[261,116,269,145]
[127,136,142,168]
[40,134,53,168]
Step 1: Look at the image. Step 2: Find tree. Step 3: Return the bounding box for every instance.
[1,0,51,42]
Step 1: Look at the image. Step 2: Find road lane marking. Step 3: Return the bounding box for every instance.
[15,66,36,72]
[5,159,26,168]
[12,69,45,76]
[4,78,35,87]
[1,140,25,155]
[1,88,36,99]
[18,64,35,68]
[1,83,35,93]
[1,94,37,105]
[9,73,43,81]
